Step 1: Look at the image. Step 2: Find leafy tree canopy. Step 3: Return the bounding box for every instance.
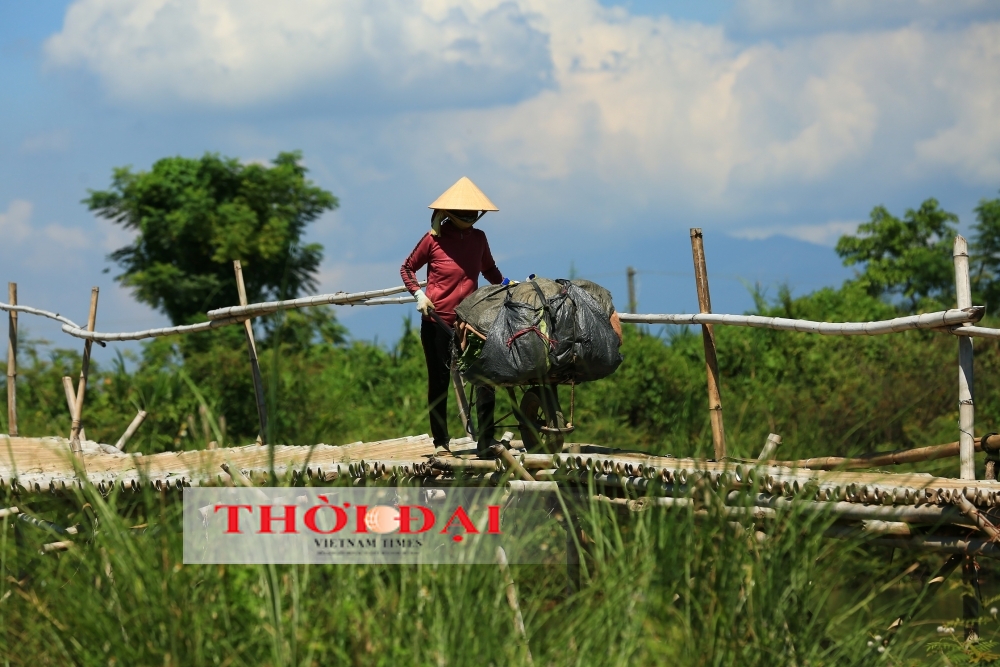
[971,191,1000,309]
[86,151,337,325]
[835,198,958,312]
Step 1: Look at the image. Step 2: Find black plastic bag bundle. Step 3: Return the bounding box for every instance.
[456,278,623,386]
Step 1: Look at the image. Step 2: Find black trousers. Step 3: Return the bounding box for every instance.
[420,319,495,448]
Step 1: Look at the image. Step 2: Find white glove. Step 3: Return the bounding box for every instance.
[414,289,435,316]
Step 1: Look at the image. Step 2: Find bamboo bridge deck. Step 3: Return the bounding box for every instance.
[3,434,998,499]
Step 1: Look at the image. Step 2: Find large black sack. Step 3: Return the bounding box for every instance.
[456,278,623,386]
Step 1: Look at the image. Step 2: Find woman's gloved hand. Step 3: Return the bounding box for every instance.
[414,289,435,316]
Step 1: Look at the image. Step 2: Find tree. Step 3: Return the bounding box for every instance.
[971,192,1000,309]
[835,198,958,312]
[86,151,337,325]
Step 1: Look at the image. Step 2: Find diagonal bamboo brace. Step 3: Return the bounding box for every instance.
[114,410,148,451]
[61,377,86,441]
[69,287,99,473]
[234,261,268,446]
[690,229,726,459]
[955,493,1000,541]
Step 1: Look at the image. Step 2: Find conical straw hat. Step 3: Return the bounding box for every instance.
[428,177,499,211]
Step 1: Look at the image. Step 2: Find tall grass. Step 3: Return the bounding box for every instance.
[1,481,993,666]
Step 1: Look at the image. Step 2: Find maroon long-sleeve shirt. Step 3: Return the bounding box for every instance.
[401,222,503,325]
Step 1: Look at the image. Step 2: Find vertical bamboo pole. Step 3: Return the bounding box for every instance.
[6,283,17,436]
[626,267,637,314]
[233,261,268,446]
[69,287,99,472]
[690,229,726,459]
[955,236,975,480]
[955,235,980,640]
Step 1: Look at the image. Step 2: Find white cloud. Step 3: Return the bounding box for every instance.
[19,130,71,154]
[45,0,552,109]
[43,0,1000,227]
[731,220,860,246]
[0,200,33,243]
[731,0,999,34]
[42,224,92,250]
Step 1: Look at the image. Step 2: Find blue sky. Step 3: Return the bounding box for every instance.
[2,0,999,365]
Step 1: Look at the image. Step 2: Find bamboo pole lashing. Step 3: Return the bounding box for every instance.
[955,236,976,480]
[690,228,726,459]
[114,410,147,451]
[234,261,268,446]
[7,283,17,436]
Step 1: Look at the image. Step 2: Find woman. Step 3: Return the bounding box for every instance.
[400,177,507,457]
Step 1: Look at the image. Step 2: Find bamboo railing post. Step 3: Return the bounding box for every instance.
[233,261,268,446]
[955,236,975,480]
[69,288,99,471]
[626,266,637,314]
[7,283,17,436]
[690,229,726,459]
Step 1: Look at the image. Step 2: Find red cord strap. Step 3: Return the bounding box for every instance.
[507,326,556,349]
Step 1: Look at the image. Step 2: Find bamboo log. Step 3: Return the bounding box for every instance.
[777,434,1000,470]
[507,480,559,493]
[954,494,1000,540]
[50,302,991,344]
[206,281,425,321]
[0,507,19,519]
[951,326,1000,339]
[18,513,78,535]
[61,377,86,441]
[114,410,147,451]
[496,546,533,663]
[859,520,913,536]
[498,445,535,483]
[41,541,73,553]
[7,283,17,436]
[757,433,781,461]
[690,228,726,459]
[234,261,268,446]
[823,527,1000,557]
[429,457,498,473]
[749,494,970,525]
[69,288,99,472]
[955,236,976,480]
[618,306,985,334]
